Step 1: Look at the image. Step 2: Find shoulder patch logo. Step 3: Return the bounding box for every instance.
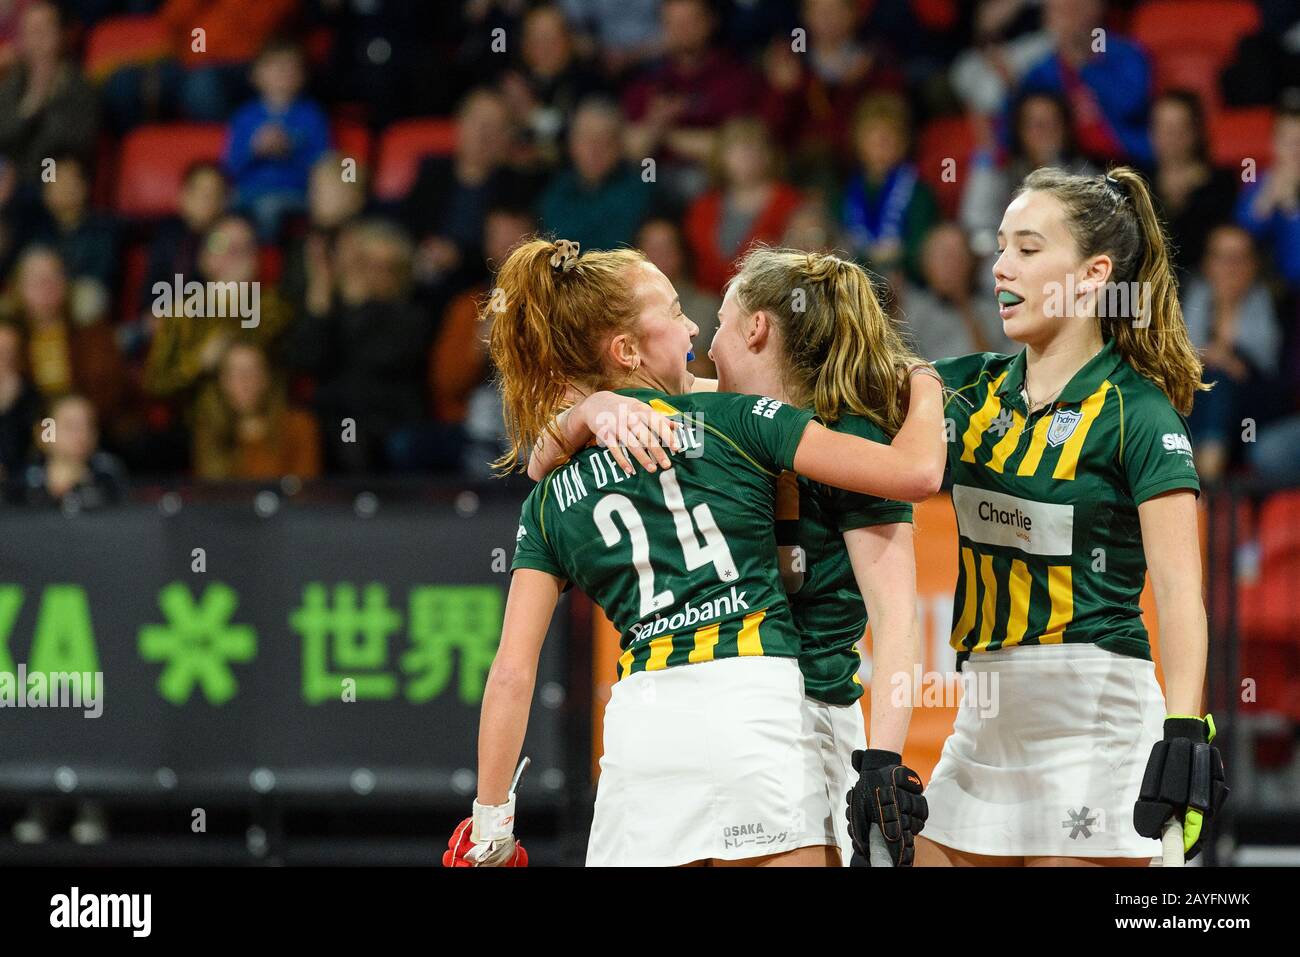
[1046,409,1083,448]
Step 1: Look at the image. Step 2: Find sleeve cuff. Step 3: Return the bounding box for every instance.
[511,556,567,580]
[778,412,816,471]
[836,505,914,533]
[1132,476,1201,505]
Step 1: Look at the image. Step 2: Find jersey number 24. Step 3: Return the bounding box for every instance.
[592,469,739,617]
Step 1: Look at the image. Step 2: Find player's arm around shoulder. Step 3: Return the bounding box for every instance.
[525,391,680,481]
[792,370,946,502]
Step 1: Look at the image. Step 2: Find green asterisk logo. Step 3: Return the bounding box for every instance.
[138,583,257,705]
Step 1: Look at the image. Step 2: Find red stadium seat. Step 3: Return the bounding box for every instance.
[1258,490,1300,571]
[92,132,119,209]
[373,119,458,201]
[1240,640,1300,724]
[305,25,334,67]
[115,124,226,218]
[332,120,373,170]
[119,242,150,323]
[1209,107,1275,170]
[1131,1,1260,63]
[1238,492,1300,721]
[258,245,284,284]
[1152,47,1224,114]
[83,14,172,82]
[916,114,975,219]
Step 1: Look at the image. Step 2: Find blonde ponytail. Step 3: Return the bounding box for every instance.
[733,246,921,435]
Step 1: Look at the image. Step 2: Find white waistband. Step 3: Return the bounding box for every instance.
[964,642,1150,666]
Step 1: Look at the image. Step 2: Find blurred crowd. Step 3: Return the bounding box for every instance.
[0,0,1297,510]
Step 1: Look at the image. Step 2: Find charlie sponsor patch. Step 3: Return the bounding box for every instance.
[952,485,1074,556]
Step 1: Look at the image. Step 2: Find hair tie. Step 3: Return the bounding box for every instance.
[549,239,580,273]
[1103,174,1127,199]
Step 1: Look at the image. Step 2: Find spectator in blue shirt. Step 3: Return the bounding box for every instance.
[1236,102,1300,291]
[1016,0,1153,166]
[224,39,331,242]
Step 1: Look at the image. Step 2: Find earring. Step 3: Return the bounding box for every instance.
[631,356,641,371]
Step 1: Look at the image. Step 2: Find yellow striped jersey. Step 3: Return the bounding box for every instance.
[935,340,1200,664]
[512,389,814,680]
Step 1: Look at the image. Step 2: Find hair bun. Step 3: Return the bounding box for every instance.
[549,239,581,273]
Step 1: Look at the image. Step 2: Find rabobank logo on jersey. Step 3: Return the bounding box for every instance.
[952,485,1074,556]
[627,586,750,643]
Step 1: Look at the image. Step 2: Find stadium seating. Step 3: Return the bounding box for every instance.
[258,245,284,285]
[332,121,374,171]
[1131,1,1261,64]
[1256,490,1300,639]
[1152,47,1225,113]
[1209,107,1275,170]
[83,14,172,83]
[916,114,975,219]
[1239,491,1300,723]
[119,242,149,323]
[114,124,227,219]
[373,118,458,201]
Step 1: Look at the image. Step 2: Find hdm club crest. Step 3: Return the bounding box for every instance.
[1046,409,1083,447]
